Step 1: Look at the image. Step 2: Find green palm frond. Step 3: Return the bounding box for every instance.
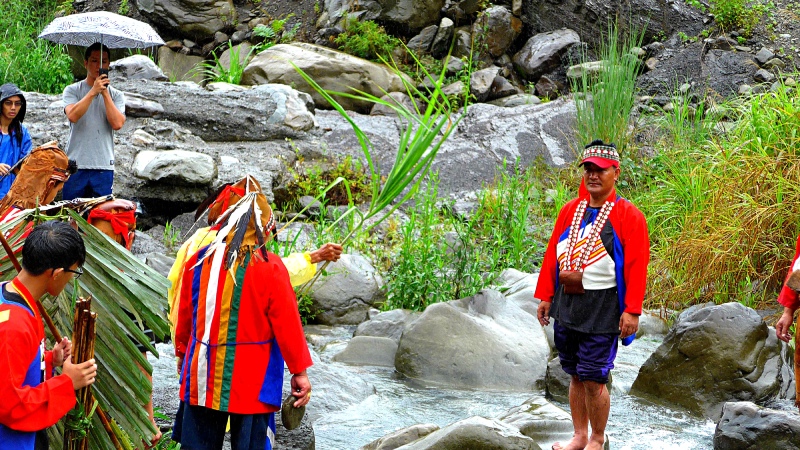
[0,205,169,449]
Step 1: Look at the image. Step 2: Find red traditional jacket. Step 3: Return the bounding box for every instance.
[777,235,800,310]
[175,246,313,414]
[0,281,75,449]
[534,184,650,315]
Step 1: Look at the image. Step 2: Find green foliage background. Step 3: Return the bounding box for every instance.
[0,0,73,94]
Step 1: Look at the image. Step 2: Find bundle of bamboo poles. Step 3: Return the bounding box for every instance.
[63,297,97,450]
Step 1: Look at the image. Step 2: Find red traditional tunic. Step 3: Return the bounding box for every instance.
[174,246,313,414]
[777,234,800,310]
[534,184,650,316]
[0,280,75,449]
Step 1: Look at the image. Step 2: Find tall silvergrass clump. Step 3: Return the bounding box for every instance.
[572,23,645,152]
[0,0,72,94]
[645,83,800,309]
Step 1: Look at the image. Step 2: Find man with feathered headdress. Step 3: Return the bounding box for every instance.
[171,180,313,449]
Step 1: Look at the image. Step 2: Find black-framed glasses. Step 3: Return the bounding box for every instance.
[64,267,84,279]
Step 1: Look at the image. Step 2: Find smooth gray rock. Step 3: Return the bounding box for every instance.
[472,6,523,58]
[489,76,521,100]
[375,0,446,30]
[114,79,315,141]
[395,416,540,449]
[521,0,705,49]
[631,302,789,420]
[754,68,776,83]
[755,47,775,66]
[242,43,410,114]
[470,66,501,102]
[487,94,541,107]
[156,47,204,83]
[309,254,384,325]
[123,93,165,118]
[133,150,216,185]
[370,92,417,117]
[498,396,574,449]
[361,423,439,450]
[431,18,455,58]
[513,29,581,82]
[544,357,572,402]
[145,252,176,278]
[407,25,439,54]
[394,289,549,390]
[111,55,168,81]
[332,336,398,367]
[354,309,420,342]
[137,0,236,40]
[714,401,800,449]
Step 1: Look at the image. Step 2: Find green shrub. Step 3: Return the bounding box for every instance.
[193,42,253,84]
[284,155,372,209]
[0,0,73,94]
[252,13,300,53]
[333,19,401,61]
[710,0,763,35]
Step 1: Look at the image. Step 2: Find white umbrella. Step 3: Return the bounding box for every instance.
[39,11,164,66]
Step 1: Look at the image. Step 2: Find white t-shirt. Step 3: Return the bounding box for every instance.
[63,80,125,170]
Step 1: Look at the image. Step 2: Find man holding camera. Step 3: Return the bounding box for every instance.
[62,43,126,200]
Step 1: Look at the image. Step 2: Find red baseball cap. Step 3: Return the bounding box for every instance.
[579,143,620,168]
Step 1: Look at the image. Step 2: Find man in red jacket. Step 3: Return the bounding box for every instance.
[0,220,98,449]
[172,184,312,450]
[536,140,650,450]
[774,235,800,409]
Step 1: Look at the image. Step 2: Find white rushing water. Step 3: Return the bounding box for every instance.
[310,330,716,450]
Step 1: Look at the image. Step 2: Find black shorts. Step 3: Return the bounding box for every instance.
[172,402,276,450]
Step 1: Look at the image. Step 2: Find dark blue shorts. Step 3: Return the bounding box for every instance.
[172,402,276,450]
[553,321,618,384]
[62,169,113,200]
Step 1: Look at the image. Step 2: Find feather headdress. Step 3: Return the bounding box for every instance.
[198,176,276,270]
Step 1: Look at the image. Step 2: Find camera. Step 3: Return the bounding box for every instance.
[99,68,109,76]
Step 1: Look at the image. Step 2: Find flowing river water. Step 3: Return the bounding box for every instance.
[151,328,717,449]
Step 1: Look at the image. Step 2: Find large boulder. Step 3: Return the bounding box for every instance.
[395,416,540,449]
[472,6,523,59]
[498,396,575,450]
[375,0,446,30]
[361,424,440,450]
[714,401,800,450]
[115,79,315,141]
[308,254,384,325]
[156,47,204,83]
[354,309,420,342]
[521,0,706,50]
[314,98,577,199]
[513,29,581,82]
[630,302,790,420]
[110,55,168,82]
[332,336,398,367]
[241,43,410,114]
[394,289,549,390]
[132,149,216,185]
[136,0,236,40]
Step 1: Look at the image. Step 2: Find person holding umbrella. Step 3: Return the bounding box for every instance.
[0,83,32,199]
[39,12,163,200]
[62,43,126,200]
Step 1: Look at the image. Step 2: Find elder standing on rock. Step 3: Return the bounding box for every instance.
[536,140,650,450]
[62,43,126,200]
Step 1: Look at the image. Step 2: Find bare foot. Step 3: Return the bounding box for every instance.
[552,436,588,450]
[584,434,605,450]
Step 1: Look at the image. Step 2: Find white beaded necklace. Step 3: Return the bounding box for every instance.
[564,199,614,271]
